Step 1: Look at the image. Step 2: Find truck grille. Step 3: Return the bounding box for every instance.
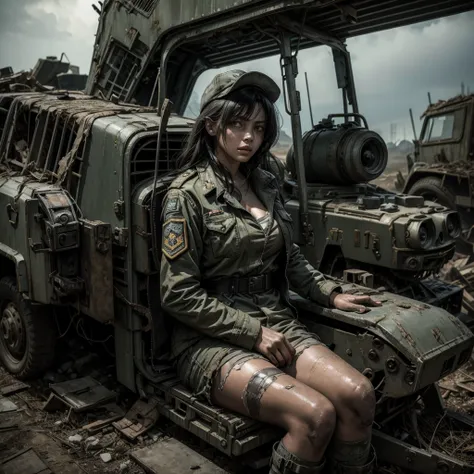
[0,102,86,200]
[130,132,188,189]
[123,0,157,15]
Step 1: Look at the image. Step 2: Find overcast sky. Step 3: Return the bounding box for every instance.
[0,1,473,142]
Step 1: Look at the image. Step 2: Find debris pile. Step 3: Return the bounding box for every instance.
[414,364,474,465]
[438,253,474,321]
[416,413,474,465]
[439,365,474,413]
[0,338,162,474]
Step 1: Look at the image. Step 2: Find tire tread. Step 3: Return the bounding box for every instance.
[0,276,56,379]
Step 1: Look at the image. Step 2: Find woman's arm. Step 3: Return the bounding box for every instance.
[286,242,342,307]
[160,188,261,350]
[286,243,381,312]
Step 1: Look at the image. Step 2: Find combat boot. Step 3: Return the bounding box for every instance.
[269,441,326,474]
[329,446,376,474]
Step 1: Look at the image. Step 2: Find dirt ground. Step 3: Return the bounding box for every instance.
[0,340,147,474]
[0,331,239,474]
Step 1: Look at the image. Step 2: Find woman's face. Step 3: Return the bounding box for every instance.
[212,104,266,166]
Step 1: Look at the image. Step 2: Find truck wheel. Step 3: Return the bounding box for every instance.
[0,276,56,379]
[407,177,456,209]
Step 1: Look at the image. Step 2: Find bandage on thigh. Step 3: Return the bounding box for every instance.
[242,367,284,417]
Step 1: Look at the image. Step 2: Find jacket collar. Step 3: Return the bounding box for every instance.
[196,159,279,199]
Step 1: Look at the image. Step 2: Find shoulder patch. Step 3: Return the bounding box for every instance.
[165,197,180,214]
[162,218,188,260]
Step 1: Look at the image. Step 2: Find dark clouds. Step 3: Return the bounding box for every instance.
[0,0,70,39]
[0,0,96,74]
[346,11,474,140]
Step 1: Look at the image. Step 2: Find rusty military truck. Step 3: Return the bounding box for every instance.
[402,93,474,255]
[1,1,474,473]
[85,1,468,316]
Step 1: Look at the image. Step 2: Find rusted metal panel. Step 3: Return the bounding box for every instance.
[80,219,114,323]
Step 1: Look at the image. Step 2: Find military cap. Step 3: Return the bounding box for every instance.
[200,69,281,112]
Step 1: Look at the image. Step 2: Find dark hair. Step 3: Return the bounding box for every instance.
[175,86,280,194]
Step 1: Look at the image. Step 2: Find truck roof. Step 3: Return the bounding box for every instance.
[87,0,474,108]
[111,0,473,52]
[422,93,474,117]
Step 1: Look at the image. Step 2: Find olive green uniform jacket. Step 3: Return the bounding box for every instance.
[160,162,341,359]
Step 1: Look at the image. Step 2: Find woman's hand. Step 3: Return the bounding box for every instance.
[330,292,382,313]
[254,327,296,367]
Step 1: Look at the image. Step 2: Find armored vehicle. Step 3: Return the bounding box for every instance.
[401,93,474,256]
[282,117,462,314]
[1,1,474,472]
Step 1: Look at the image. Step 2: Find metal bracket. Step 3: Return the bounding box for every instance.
[6,203,18,227]
[343,269,374,289]
[94,223,111,254]
[113,227,129,247]
[28,238,50,253]
[371,233,381,260]
[114,199,125,220]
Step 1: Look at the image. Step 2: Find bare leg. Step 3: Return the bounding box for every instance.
[211,358,336,463]
[286,345,376,469]
[286,345,375,440]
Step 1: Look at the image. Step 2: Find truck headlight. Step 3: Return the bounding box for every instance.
[406,219,435,249]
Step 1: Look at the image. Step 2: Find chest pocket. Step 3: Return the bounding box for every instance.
[203,211,239,259]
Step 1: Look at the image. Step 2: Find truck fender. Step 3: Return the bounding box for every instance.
[0,243,29,294]
[402,167,444,195]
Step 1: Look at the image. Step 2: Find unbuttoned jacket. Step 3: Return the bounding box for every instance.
[160,162,341,353]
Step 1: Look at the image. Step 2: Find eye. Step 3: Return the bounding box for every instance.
[255,125,265,133]
[231,120,243,128]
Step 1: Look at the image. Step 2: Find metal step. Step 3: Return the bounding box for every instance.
[150,371,281,457]
[130,437,229,474]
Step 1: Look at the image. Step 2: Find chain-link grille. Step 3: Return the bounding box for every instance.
[125,0,157,15]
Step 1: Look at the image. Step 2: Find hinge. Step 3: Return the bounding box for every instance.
[113,227,129,247]
[114,199,125,220]
[95,223,112,253]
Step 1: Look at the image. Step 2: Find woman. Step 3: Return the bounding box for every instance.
[160,69,380,474]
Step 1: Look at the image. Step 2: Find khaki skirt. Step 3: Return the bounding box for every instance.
[174,315,323,405]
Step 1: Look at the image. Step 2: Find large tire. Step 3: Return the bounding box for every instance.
[0,276,56,379]
[407,176,456,209]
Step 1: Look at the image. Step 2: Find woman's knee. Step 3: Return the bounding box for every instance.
[288,396,337,446]
[344,376,376,426]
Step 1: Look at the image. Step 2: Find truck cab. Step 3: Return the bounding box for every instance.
[403,94,474,253]
[416,95,474,165]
